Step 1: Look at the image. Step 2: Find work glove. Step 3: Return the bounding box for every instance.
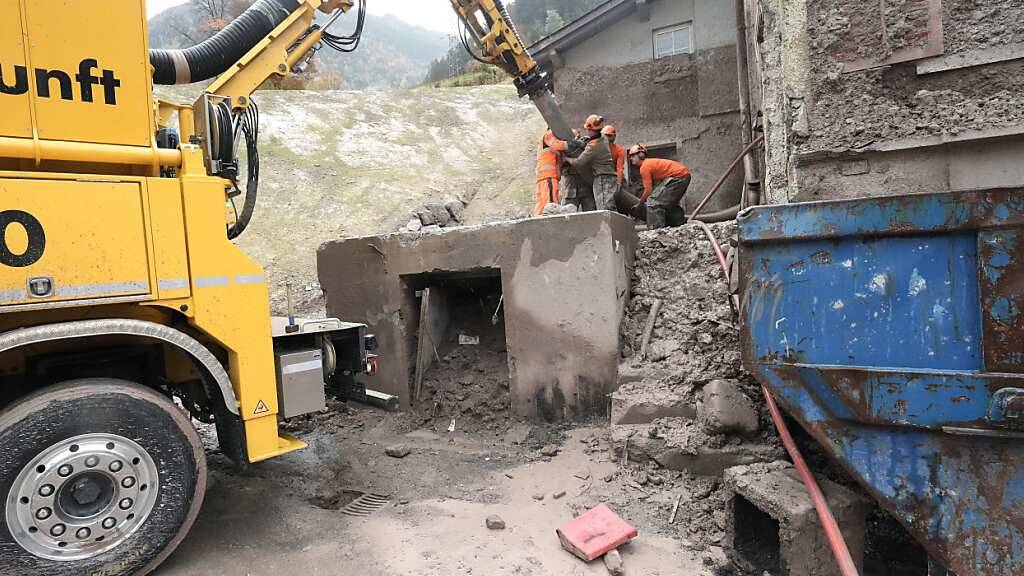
[567,138,588,156]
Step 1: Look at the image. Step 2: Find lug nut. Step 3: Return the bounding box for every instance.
[118,498,133,510]
[39,484,55,497]
[84,456,99,468]
[35,507,51,520]
[121,477,136,489]
[57,465,73,478]
[109,461,123,473]
[102,517,116,530]
[76,527,90,540]
[50,524,66,537]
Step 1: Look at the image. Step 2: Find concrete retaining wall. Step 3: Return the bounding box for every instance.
[317,212,637,421]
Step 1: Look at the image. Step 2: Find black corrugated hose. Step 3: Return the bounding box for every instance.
[150,0,300,85]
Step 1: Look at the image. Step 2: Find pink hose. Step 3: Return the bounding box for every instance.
[693,220,861,576]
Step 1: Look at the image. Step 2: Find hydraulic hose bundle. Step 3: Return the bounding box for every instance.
[319,0,366,52]
[228,101,260,240]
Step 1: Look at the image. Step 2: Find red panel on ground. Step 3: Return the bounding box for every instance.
[556,504,638,561]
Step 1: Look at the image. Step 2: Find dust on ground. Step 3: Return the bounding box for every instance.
[159,405,724,576]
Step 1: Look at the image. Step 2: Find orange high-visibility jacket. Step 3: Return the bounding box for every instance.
[536,131,569,181]
[639,158,690,201]
[610,143,626,183]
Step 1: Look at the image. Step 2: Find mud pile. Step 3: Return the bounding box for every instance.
[611,222,784,547]
[414,289,513,435]
[619,222,771,432]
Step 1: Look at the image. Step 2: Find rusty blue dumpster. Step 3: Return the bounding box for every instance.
[738,190,1024,576]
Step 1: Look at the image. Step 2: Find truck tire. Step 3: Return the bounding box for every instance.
[0,379,207,576]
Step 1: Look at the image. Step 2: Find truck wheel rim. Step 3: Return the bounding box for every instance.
[5,433,160,561]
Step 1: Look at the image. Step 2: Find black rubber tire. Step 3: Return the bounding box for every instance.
[0,379,206,576]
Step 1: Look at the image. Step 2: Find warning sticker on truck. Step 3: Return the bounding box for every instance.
[253,400,270,415]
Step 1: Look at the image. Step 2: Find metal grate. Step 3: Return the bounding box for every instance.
[341,493,391,517]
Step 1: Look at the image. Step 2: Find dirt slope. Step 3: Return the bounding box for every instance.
[158,85,544,313]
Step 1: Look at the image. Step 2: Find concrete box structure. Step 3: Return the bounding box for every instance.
[530,0,744,214]
[317,212,637,420]
[724,463,868,576]
[746,0,1024,204]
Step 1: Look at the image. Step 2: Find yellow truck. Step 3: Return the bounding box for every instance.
[0,0,570,574]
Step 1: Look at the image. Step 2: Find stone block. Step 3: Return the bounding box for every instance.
[444,199,466,223]
[698,379,759,436]
[611,419,782,477]
[723,462,868,576]
[425,203,451,227]
[611,379,696,425]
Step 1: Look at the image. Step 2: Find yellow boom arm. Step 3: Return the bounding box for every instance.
[447,0,575,141]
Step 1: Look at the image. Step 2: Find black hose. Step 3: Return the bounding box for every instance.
[692,203,741,223]
[151,0,300,85]
[228,101,260,240]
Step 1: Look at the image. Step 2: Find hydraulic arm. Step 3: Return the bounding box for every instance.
[447,0,575,141]
[152,0,574,242]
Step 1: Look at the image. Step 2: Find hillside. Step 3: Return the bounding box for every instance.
[148,6,447,89]
[156,84,545,313]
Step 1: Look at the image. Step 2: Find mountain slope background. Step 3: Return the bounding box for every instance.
[155,83,545,313]
[148,3,447,89]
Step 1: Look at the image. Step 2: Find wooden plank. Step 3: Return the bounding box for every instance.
[414,287,432,403]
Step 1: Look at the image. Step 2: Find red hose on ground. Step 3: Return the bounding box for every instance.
[693,220,861,576]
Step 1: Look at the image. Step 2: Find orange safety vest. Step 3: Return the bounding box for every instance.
[536,130,569,181]
[639,158,690,201]
[610,143,626,183]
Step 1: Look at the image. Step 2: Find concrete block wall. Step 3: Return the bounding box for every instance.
[724,462,868,576]
[317,212,637,421]
[748,0,1024,204]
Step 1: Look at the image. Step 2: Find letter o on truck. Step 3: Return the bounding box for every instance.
[0,210,46,268]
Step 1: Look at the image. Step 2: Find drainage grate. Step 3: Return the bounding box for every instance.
[341,493,391,517]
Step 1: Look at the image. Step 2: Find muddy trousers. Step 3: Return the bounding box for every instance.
[592,175,618,212]
[533,178,559,216]
[559,172,582,210]
[646,175,691,229]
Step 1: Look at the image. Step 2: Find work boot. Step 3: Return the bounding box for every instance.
[666,206,687,227]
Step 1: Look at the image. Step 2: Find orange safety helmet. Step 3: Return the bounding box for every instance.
[584,114,606,131]
[601,124,617,138]
[628,144,648,157]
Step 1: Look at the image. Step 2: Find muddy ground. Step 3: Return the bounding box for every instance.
[156,404,725,576]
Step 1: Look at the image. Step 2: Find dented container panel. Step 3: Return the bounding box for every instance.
[739,189,1024,576]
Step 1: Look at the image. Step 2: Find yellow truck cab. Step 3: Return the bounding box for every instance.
[0,1,379,573]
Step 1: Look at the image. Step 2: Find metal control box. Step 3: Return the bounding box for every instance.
[274,348,326,419]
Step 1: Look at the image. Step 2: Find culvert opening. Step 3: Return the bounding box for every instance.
[402,269,510,432]
[733,495,781,573]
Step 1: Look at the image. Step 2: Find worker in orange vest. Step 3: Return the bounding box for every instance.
[534,130,575,216]
[627,144,691,229]
[602,125,626,185]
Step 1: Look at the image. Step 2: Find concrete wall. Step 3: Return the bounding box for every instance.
[540,0,745,213]
[562,0,736,69]
[748,0,1024,204]
[318,212,637,421]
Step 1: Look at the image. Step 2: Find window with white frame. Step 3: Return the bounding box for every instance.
[654,22,693,59]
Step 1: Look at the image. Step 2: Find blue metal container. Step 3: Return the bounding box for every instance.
[738,190,1024,576]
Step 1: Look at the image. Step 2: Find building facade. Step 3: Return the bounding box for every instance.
[531,0,746,214]
[745,0,1024,204]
